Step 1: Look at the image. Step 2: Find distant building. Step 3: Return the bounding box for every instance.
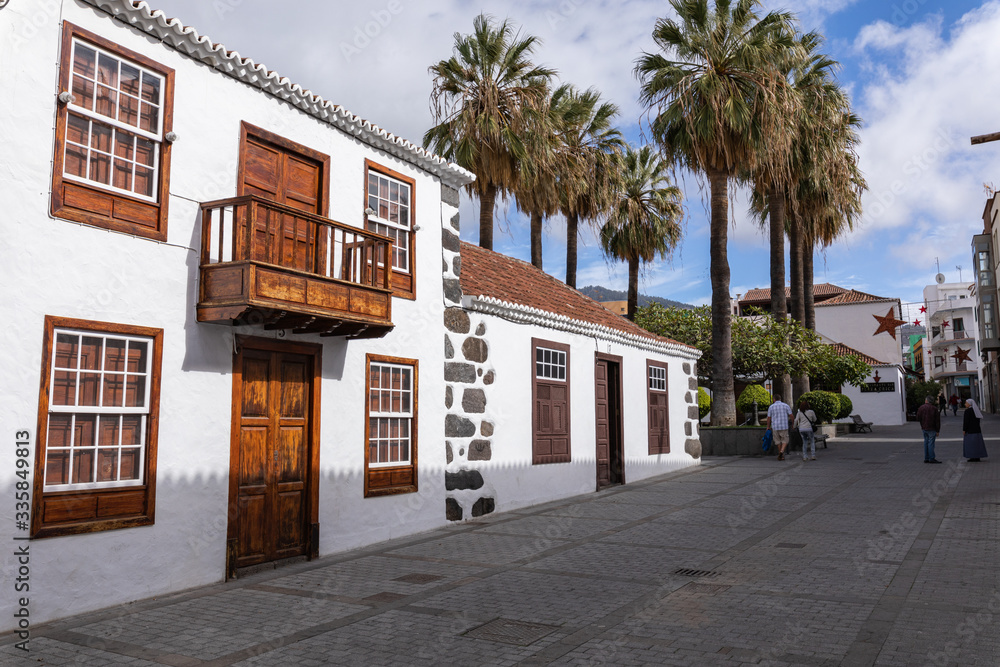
[601,300,629,316]
[736,285,907,425]
[923,281,980,404]
[972,194,1000,412]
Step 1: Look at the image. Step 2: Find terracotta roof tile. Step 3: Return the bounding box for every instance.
[459,242,688,347]
[739,283,847,304]
[815,289,895,306]
[828,342,888,366]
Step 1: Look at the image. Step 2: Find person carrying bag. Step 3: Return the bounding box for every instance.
[794,400,818,461]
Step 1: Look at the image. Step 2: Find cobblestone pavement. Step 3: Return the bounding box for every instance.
[3,416,999,666]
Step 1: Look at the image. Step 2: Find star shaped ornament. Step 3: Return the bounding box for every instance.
[873,308,907,339]
[914,319,921,326]
[952,347,972,364]
[920,305,927,313]
[941,320,950,328]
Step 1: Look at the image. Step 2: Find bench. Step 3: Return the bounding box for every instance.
[850,414,873,433]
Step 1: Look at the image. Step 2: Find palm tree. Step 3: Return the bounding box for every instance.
[557,87,623,288]
[514,84,577,269]
[635,0,797,426]
[424,14,555,251]
[599,146,684,320]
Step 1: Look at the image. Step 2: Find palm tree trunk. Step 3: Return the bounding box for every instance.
[804,230,815,331]
[530,211,543,269]
[627,256,639,321]
[566,211,579,288]
[768,188,786,321]
[788,213,804,324]
[479,183,496,251]
[708,170,736,426]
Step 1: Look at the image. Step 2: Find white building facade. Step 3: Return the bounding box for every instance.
[922,282,981,403]
[0,0,700,632]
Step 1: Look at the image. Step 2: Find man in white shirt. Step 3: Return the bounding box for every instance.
[767,393,794,461]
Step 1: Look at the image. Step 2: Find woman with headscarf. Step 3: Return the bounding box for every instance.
[962,398,988,462]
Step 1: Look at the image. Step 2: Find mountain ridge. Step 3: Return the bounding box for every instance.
[579,285,694,310]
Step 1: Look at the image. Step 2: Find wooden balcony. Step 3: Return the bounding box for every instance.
[197,196,394,338]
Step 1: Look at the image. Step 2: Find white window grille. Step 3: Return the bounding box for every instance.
[63,39,164,201]
[366,171,411,272]
[45,329,152,490]
[536,347,567,381]
[648,365,667,391]
[368,362,414,467]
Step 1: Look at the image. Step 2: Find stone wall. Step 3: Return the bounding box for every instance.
[682,362,702,458]
[440,189,496,521]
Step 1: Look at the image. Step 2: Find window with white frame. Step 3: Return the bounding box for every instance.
[32,316,161,538]
[64,38,164,201]
[365,355,418,497]
[367,362,414,466]
[45,329,152,489]
[648,365,667,391]
[366,170,411,272]
[536,347,567,381]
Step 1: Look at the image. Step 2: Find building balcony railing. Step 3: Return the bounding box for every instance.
[197,195,394,338]
[931,330,973,346]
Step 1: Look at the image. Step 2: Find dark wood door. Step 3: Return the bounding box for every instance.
[232,348,312,569]
[238,126,326,272]
[596,356,623,490]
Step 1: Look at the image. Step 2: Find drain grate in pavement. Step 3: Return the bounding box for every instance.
[463,618,560,646]
[673,568,720,578]
[775,543,807,549]
[393,573,444,584]
[362,592,408,604]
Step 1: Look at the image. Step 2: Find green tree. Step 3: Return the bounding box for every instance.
[425,14,555,251]
[599,145,684,320]
[635,304,871,389]
[635,0,798,425]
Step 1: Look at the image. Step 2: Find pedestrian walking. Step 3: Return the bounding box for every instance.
[938,394,947,416]
[916,396,941,463]
[950,394,960,416]
[962,398,989,462]
[767,393,793,461]
[794,400,818,461]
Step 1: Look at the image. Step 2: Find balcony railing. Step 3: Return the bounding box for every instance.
[931,330,973,346]
[197,195,395,338]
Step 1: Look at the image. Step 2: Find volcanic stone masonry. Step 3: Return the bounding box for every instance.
[441,189,496,522]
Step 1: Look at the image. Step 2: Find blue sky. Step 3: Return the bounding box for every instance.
[149,0,1000,323]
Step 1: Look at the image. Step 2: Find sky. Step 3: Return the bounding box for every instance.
[146,0,1000,324]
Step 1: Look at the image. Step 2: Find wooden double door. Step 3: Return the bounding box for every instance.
[227,338,320,575]
[595,353,624,490]
[237,122,330,273]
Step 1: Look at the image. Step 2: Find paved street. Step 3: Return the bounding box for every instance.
[3,415,999,666]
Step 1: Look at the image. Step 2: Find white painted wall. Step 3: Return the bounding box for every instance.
[463,314,700,514]
[839,366,907,426]
[814,301,905,366]
[0,1,451,631]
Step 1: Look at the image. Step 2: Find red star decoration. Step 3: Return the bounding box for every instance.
[941,320,950,328]
[952,347,972,364]
[914,319,921,326]
[873,308,907,339]
[919,305,927,313]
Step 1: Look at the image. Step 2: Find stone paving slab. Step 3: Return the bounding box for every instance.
[3,417,1000,666]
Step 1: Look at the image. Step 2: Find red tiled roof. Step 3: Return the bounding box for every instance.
[815,289,895,306]
[459,242,689,347]
[739,283,847,304]
[828,342,888,366]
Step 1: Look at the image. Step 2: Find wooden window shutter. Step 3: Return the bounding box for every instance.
[647,360,669,455]
[532,339,571,464]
